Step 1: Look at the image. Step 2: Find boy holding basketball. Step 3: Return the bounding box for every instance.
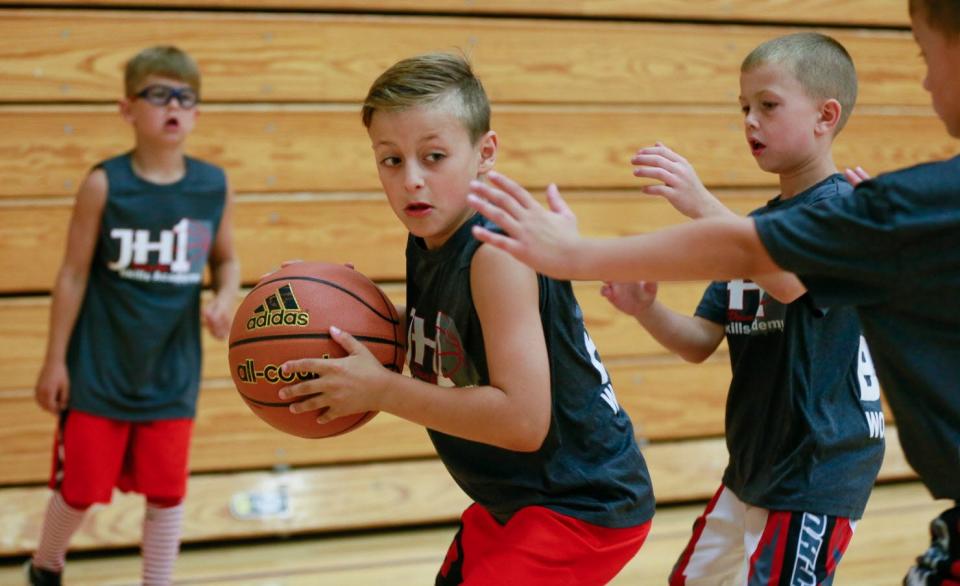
[28,45,239,586]
[467,1,960,582]
[280,53,654,584]
[601,33,885,585]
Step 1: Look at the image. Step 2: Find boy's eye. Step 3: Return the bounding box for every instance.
[136,85,199,109]
[762,101,777,110]
[425,152,446,163]
[741,105,750,115]
[380,156,401,167]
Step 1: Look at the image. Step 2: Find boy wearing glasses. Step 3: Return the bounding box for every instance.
[26,45,239,586]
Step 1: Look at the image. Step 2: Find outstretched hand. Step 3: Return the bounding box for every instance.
[467,171,583,280]
[279,326,390,425]
[631,143,725,219]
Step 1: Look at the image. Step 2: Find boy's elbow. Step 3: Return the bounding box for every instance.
[681,350,711,364]
[505,417,550,453]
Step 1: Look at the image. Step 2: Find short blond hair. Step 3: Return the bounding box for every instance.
[361,52,490,143]
[742,32,857,133]
[124,45,201,98]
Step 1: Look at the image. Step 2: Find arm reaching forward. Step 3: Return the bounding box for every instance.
[467,170,781,283]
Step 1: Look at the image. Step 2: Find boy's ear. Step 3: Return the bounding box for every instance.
[477,130,499,174]
[816,98,842,136]
[118,98,135,123]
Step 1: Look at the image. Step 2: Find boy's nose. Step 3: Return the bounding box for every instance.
[404,168,425,192]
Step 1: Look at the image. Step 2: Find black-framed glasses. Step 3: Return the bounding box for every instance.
[135,85,200,109]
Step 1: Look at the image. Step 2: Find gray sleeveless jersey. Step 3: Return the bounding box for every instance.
[406,214,654,528]
[67,153,226,420]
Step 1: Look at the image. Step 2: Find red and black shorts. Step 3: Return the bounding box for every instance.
[50,410,193,508]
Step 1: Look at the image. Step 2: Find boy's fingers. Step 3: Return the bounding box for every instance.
[467,195,523,235]
[471,226,522,256]
[329,326,365,355]
[281,357,335,377]
[633,165,674,184]
[630,153,671,168]
[470,181,526,219]
[486,171,537,209]
[545,184,573,217]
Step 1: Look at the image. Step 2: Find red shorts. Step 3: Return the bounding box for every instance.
[436,503,651,585]
[50,410,193,507]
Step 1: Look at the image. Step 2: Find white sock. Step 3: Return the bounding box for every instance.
[32,491,87,572]
[141,501,185,586]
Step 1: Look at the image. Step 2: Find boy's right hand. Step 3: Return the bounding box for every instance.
[631,143,726,219]
[600,281,659,318]
[35,362,69,414]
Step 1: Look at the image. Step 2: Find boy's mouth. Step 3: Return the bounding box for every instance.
[164,117,181,131]
[749,139,766,156]
[404,202,433,217]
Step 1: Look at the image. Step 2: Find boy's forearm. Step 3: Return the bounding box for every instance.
[696,200,805,302]
[634,302,722,363]
[378,373,544,452]
[211,258,241,302]
[571,217,778,282]
[44,269,88,365]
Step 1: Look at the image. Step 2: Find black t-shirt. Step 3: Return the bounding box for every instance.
[697,175,884,518]
[755,157,960,500]
[406,214,654,528]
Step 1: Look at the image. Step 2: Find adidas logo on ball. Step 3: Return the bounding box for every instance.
[246,283,310,330]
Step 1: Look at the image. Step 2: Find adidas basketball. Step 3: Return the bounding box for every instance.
[228,262,404,438]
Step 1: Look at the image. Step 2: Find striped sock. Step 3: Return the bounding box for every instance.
[32,491,87,572]
[142,501,184,586]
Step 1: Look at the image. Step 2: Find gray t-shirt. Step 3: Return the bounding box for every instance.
[755,157,960,501]
[697,175,884,518]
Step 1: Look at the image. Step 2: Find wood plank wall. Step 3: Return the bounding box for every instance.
[0,0,930,555]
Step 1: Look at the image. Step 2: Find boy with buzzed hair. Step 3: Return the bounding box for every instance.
[604,31,885,586]
[27,45,239,585]
[467,2,960,583]
[279,52,654,585]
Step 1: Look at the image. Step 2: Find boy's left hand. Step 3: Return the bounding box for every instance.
[279,326,390,424]
[202,296,233,339]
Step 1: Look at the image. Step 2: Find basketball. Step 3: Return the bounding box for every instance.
[228,262,404,438]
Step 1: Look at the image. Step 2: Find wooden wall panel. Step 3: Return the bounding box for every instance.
[0,191,765,292]
[1,11,919,105]
[11,1,911,26]
[0,107,949,199]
